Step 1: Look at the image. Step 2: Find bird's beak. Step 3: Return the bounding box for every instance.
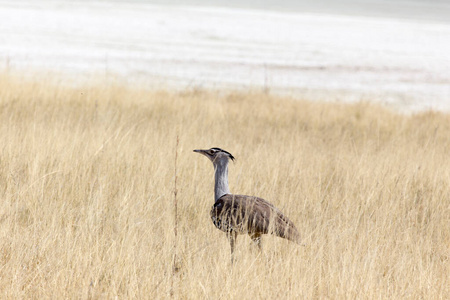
[194,149,212,159]
[193,149,207,155]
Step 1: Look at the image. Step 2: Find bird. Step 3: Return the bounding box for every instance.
[194,147,301,262]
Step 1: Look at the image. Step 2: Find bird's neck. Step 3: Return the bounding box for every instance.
[214,159,230,201]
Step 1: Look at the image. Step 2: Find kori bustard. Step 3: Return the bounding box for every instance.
[194,147,301,262]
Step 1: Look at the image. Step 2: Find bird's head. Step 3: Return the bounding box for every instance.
[193,147,235,165]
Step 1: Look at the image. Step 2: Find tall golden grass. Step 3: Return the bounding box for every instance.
[0,73,448,299]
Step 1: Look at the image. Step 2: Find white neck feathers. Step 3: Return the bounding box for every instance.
[213,157,230,201]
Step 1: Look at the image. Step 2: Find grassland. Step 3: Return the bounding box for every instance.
[0,73,448,299]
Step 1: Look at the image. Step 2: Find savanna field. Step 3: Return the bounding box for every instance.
[0,73,449,299]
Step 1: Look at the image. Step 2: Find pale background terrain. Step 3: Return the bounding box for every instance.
[0,0,449,111]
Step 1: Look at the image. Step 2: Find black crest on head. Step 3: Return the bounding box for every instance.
[211,147,235,161]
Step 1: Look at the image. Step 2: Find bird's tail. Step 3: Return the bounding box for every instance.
[273,212,302,245]
[279,224,302,245]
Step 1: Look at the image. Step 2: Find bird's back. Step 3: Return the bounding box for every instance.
[210,194,301,244]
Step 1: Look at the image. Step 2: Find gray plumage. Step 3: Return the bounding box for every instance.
[194,147,301,262]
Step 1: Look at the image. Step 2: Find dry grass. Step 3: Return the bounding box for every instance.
[0,73,449,299]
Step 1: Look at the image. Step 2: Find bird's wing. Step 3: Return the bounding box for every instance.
[216,194,301,244]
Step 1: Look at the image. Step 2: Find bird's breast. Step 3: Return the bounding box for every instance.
[210,202,246,234]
